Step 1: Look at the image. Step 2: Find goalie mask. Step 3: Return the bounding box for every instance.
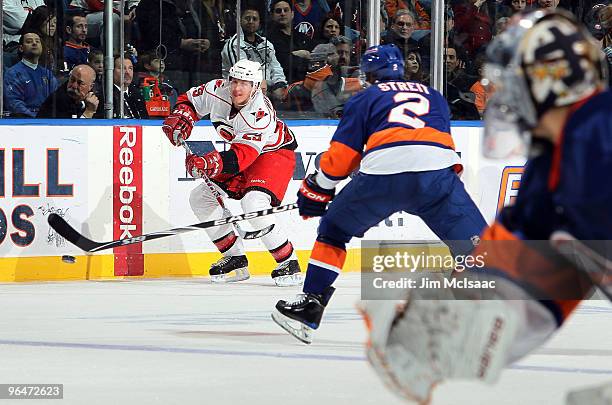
[229,59,264,106]
[483,9,607,159]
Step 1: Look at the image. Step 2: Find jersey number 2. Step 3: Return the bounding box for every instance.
[388,92,430,129]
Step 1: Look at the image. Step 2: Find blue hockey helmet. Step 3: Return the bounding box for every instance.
[360,44,405,81]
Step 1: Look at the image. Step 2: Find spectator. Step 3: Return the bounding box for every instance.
[4,32,59,117]
[404,50,428,84]
[3,0,46,69]
[63,13,90,70]
[137,51,178,107]
[19,6,62,74]
[595,4,612,87]
[112,56,148,119]
[384,1,432,30]
[222,6,287,103]
[444,45,479,120]
[37,64,101,118]
[68,0,138,48]
[496,0,527,18]
[537,0,560,10]
[313,16,341,47]
[331,35,358,77]
[267,0,313,84]
[381,9,421,56]
[293,0,329,41]
[88,48,105,98]
[136,0,210,90]
[453,0,493,58]
[286,43,364,117]
[445,45,476,93]
[469,53,495,117]
[186,0,229,80]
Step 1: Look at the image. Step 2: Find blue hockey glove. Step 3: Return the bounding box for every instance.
[297,173,335,218]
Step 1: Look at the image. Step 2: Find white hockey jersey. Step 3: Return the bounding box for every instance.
[184,79,296,155]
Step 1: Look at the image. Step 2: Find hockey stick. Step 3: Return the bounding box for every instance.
[550,231,612,301]
[181,140,274,240]
[47,203,297,253]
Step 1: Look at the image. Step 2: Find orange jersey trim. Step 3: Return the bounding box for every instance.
[319,141,362,179]
[365,127,456,152]
[311,241,347,269]
[477,222,592,323]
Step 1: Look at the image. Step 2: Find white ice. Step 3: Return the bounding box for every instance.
[0,273,610,405]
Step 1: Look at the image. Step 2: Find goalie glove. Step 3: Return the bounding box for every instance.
[162,103,198,146]
[186,151,223,179]
[297,172,335,218]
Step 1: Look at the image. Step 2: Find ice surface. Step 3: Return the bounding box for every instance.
[0,273,610,405]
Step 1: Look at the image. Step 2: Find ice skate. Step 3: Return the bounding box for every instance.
[209,255,250,283]
[271,259,303,287]
[271,286,335,344]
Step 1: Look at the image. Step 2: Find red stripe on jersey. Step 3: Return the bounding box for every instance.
[231,143,260,172]
[264,121,286,150]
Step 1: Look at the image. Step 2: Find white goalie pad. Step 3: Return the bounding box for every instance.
[358,276,519,404]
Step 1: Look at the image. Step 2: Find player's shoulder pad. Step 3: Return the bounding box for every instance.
[237,91,274,130]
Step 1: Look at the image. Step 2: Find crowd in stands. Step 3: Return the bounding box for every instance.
[2,0,611,120]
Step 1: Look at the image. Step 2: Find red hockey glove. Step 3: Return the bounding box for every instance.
[297,173,335,219]
[162,103,198,146]
[186,151,223,179]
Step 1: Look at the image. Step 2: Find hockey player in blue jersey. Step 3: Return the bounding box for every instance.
[359,10,612,404]
[271,44,487,344]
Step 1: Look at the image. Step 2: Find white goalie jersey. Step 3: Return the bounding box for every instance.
[184,79,296,154]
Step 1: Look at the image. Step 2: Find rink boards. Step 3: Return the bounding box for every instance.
[0,120,525,281]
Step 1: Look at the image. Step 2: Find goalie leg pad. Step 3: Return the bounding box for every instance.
[359,276,520,404]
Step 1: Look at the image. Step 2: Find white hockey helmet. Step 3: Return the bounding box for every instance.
[229,59,264,85]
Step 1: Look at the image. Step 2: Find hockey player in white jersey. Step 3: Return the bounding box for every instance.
[162,59,302,286]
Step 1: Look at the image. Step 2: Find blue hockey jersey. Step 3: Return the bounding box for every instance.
[473,89,612,323]
[505,90,612,241]
[318,80,461,183]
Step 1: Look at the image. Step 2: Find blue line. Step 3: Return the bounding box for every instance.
[0,118,483,127]
[0,339,364,362]
[0,339,611,376]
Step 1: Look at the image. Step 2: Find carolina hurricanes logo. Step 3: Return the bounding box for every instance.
[251,108,268,122]
[214,79,224,89]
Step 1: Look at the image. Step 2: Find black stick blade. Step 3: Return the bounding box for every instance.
[48,213,100,252]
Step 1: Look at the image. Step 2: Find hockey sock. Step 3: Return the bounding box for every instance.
[304,239,346,295]
[213,232,245,257]
[269,240,297,263]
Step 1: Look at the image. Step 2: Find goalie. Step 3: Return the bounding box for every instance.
[162,59,302,286]
[360,10,612,404]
